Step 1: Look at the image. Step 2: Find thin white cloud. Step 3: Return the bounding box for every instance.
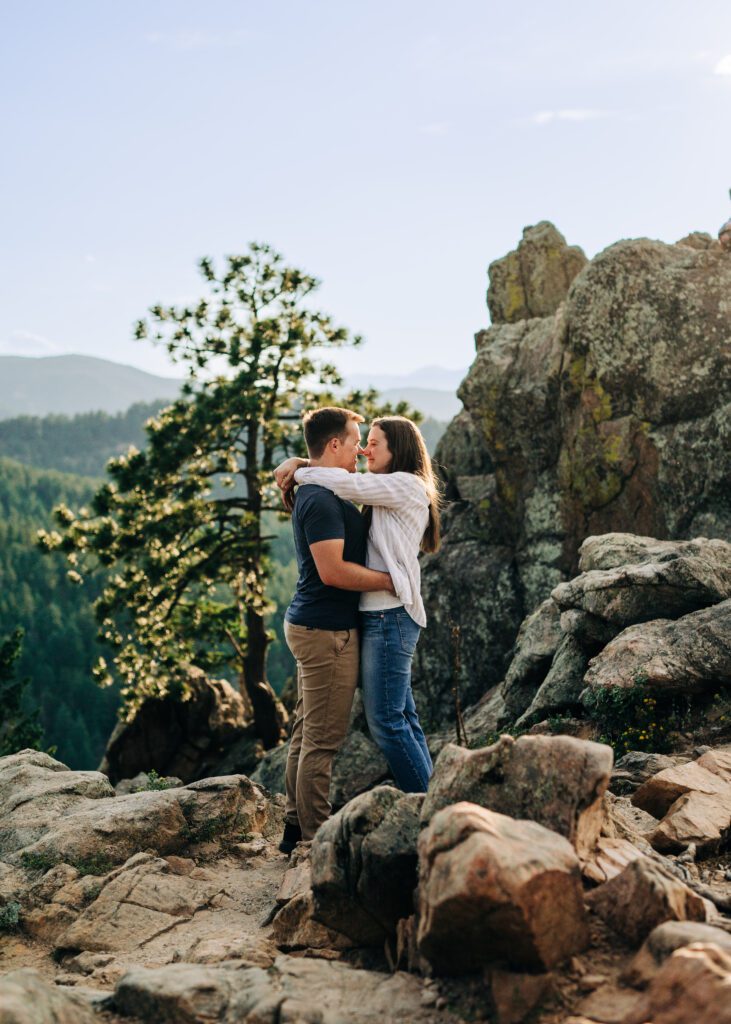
[144,29,255,51]
[714,54,731,75]
[532,109,610,125]
[0,331,59,356]
[420,122,449,136]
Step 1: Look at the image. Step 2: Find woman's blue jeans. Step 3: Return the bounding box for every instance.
[360,607,433,793]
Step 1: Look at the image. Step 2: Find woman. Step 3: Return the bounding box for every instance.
[275,416,440,793]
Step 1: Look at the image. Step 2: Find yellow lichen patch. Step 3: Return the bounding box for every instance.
[497,251,527,321]
[560,414,639,510]
[567,354,587,391]
[503,274,527,321]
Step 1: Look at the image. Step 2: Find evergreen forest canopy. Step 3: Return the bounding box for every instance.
[0,402,169,478]
[0,457,117,768]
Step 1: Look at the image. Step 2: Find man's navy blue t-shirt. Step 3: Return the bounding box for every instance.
[285,484,367,630]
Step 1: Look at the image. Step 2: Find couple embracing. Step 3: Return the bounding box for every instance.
[274,406,440,854]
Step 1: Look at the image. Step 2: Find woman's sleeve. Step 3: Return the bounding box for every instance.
[293,467,427,509]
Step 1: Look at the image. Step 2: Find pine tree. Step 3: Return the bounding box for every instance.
[39,244,415,747]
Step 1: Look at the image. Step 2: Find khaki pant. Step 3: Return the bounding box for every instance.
[284,621,359,841]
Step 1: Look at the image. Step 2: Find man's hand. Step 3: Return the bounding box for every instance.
[310,540,395,593]
[384,574,396,596]
[274,456,309,491]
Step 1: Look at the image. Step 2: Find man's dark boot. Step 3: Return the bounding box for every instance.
[278,821,302,855]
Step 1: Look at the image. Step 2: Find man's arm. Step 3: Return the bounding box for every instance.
[310,539,395,593]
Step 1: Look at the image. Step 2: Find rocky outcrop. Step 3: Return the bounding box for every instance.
[586,858,709,945]
[553,540,731,626]
[310,786,423,945]
[624,943,731,1024]
[0,968,98,1023]
[114,955,457,1024]
[2,736,731,1021]
[99,667,264,786]
[421,734,613,860]
[415,222,731,723]
[583,598,731,696]
[444,532,731,735]
[0,750,280,873]
[416,802,588,973]
[487,220,587,323]
[632,757,731,820]
[623,920,731,988]
[611,751,692,796]
[55,853,225,955]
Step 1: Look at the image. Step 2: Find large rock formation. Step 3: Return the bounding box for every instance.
[443,529,731,738]
[414,224,731,723]
[309,786,423,946]
[421,733,612,861]
[416,802,589,973]
[99,667,264,786]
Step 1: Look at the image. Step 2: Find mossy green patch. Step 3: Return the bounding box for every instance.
[20,849,114,877]
[20,851,57,874]
[0,901,20,931]
[559,356,636,509]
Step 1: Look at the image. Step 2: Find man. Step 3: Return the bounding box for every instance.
[279,407,394,854]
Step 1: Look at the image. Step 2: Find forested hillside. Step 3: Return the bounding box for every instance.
[0,457,118,769]
[0,401,167,477]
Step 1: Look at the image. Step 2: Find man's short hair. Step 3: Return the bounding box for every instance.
[302,407,364,458]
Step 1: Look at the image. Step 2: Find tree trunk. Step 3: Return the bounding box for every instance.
[241,606,288,749]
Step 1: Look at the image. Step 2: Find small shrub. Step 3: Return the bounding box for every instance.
[0,901,20,931]
[182,815,231,845]
[20,851,57,874]
[710,690,731,726]
[468,723,529,750]
[546,714,574,733]
[70,853,114,877]
[583,683,691,757]
[133,769,178,792]
[20,849,113,877]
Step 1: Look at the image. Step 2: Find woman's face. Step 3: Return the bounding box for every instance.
[361,425,393,474]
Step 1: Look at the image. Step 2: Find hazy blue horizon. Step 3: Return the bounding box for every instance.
[2,1,730,381]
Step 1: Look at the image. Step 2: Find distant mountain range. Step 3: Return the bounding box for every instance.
[373,387,461,421]
[0,355,182,419]
[0,355,465,422]
[346,366,467,392]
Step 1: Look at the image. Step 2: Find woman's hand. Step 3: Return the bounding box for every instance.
[274,456,309,492]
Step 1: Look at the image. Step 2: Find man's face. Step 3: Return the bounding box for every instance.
[720,229,731,252]
[333,420,362,473]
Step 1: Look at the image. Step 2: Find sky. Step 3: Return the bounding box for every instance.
[1,1,730,382]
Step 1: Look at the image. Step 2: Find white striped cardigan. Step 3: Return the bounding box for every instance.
[293,467,430,627]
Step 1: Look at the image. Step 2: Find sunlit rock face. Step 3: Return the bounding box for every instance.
[415,224,731,724]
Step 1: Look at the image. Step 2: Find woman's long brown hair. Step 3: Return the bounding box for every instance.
[369,416,442,553]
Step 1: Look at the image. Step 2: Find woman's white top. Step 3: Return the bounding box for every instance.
[293,467,430,627]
